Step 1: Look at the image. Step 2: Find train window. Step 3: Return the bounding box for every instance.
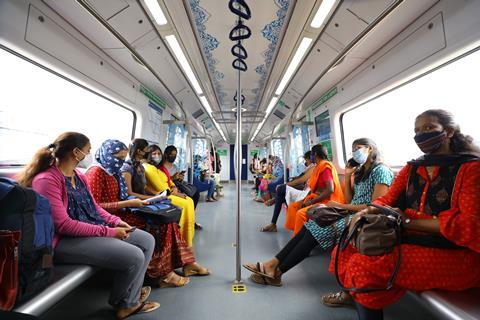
[192,138,209,177]
[271,138,285,164]
[342,48,480,167]
[0,48,135,166]
[290,125,311,176]
[166,124,187,170]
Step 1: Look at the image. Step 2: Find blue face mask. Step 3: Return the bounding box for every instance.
[352,148,368,165]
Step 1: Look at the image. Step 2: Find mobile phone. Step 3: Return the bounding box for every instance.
[180,170,186,174]
[126,227,137,233]
[346,158,360,168]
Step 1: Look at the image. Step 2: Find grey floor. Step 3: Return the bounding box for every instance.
[41,183,438,320]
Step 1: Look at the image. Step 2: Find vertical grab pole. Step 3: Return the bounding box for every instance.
[235,61,242,283]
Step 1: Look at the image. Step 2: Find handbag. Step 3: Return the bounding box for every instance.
[306,205,351,227]
[0,230,21,311]
[174,180,197,198]
[130,200,182,225]
[335,204,402,292]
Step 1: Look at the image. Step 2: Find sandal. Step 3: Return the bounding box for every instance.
[242,262,275,280]
[116,301,160,319]
[264,198,276,207]
[321,291,354,308]
[140,286,151,303]
[206,198,215,202]
[194,223,203,230]
[249,273,282,287]
[260,224,277,232]
[158,272,190,288]
[183,264,211,277]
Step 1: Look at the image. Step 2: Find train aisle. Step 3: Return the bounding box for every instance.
[41,183,437,320]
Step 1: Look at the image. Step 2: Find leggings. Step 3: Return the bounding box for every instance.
[275,226,317,273]
[271,184,287,224]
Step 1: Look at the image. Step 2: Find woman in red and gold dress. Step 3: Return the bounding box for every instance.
[324,109,480,320]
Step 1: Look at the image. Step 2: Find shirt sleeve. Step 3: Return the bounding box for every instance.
[371,164,395,186]
[438,161,480,252]
[316,168,333,189]
[144,163,170,192]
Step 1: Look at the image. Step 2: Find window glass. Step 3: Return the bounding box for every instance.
[271,139,285,164]
[290,125,311,176]
[192,138,208,178]
[0,49,134,165]
[342,48,480,167]
[166,124,187,170]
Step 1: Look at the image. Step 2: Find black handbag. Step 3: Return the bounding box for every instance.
[130,202,182,224]
[174,180,197,198]
[306,205,351,227]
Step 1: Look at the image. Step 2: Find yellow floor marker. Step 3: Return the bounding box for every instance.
[232,283,247,294]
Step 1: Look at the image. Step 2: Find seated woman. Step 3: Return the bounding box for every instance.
[17,132,159,320]
[267,155,284,197]
[253,158,272,202]
[285,144,345,235]
[327,109,480,320]
[86,139,209,288]
[260,151,316,232]
[143,145,196,247]
[244,138,393,286]
[193,155,217,202]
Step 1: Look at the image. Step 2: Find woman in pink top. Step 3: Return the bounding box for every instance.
[17,132,159,320]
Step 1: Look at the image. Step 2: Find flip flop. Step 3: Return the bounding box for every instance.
[116,300,160,320]
[158,273,190,288]
[249,273,283,287]
[260,224,277,232]
[183,265,211,277]
[242,262,275,280]
[140,286,151,303]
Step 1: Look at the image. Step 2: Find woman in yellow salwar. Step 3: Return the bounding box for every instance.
[285,144,345,235]
[143,145,196,247]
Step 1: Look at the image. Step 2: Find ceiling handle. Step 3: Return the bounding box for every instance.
[229,21,251,41]
[228,0,251,20]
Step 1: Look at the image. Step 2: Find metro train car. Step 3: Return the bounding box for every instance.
[1,0,479,319]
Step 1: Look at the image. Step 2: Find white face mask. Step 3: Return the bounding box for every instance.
[77,150,93,169]
[152,155,162,165]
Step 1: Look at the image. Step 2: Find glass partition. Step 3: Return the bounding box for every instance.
[166,124,187,170]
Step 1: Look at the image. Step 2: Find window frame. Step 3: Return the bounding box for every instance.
[340,45,480,168]
[0,45,137,167]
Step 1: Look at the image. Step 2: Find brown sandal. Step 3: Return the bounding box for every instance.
[249,273,283,287]
[243,262,275,279]
[116,301,160,319]
[158,272,190,288]
[321,291,354,307]
[183,264,211,277]
[264,198,276,207]
[260,224,277,232]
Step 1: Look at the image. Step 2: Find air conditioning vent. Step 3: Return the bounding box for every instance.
[274,110,285,119]
[192,109,204,119]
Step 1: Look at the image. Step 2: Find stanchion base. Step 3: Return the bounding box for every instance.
[232,281,247,294]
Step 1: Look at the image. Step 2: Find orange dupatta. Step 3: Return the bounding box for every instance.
[305,160,345,204]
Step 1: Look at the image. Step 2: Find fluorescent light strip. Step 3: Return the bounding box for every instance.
[265,97,279,114]
[212,119,226,141]
[199,96,212,114]
[165,35,203,94]
[275,37,312,96]
[144,0,168,26]
[310,0,336,28]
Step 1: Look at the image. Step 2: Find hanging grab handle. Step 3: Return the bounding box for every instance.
[231,42,248,59]
[229,21,251,41]
[232,58,248,71]
[228,0,251,20]
[233,92,246,104]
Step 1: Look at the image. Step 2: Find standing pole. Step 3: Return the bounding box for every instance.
[235,64,242,283]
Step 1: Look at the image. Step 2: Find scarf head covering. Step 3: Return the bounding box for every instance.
[95,139,129,200]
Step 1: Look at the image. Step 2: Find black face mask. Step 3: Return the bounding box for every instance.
[167,155,176,163]
[414,130,447,154]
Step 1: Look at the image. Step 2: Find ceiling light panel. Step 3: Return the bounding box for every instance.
[275,37,313,95]
[144,0,168,26]
[165,35,203,94]
[310,0,336,28]
[199,96,213,114]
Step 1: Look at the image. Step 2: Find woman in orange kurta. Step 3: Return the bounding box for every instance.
[326,109,480,320]
[285,144,345,235]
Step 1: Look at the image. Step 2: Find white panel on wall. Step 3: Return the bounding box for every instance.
[25,4,137,103]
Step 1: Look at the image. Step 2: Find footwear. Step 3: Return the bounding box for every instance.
[254,197,264,203]
[194,223,203,230]
[140,286,151,303]
[242,262,275,280]
[183,263,210,277]
[211,196,218,201]
[321,291,354,308]
[260,224,277,232]
[206,198,215,202]
[116,301,160,319]
[264,198,276,207]
[249,273,282,287]
[158,272,190,288]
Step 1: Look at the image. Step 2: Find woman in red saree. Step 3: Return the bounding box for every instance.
[285,144,345,235]
[325,109,480,320]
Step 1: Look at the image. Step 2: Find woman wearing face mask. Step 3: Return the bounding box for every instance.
[143,145,196,247]
[284,144,345,235]
[329,110,480,320]
[17,132,159,319]
[244,139,393,286]
[86,140,209,288]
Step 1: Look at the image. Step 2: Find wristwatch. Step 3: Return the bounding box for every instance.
[402,216,411,225]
